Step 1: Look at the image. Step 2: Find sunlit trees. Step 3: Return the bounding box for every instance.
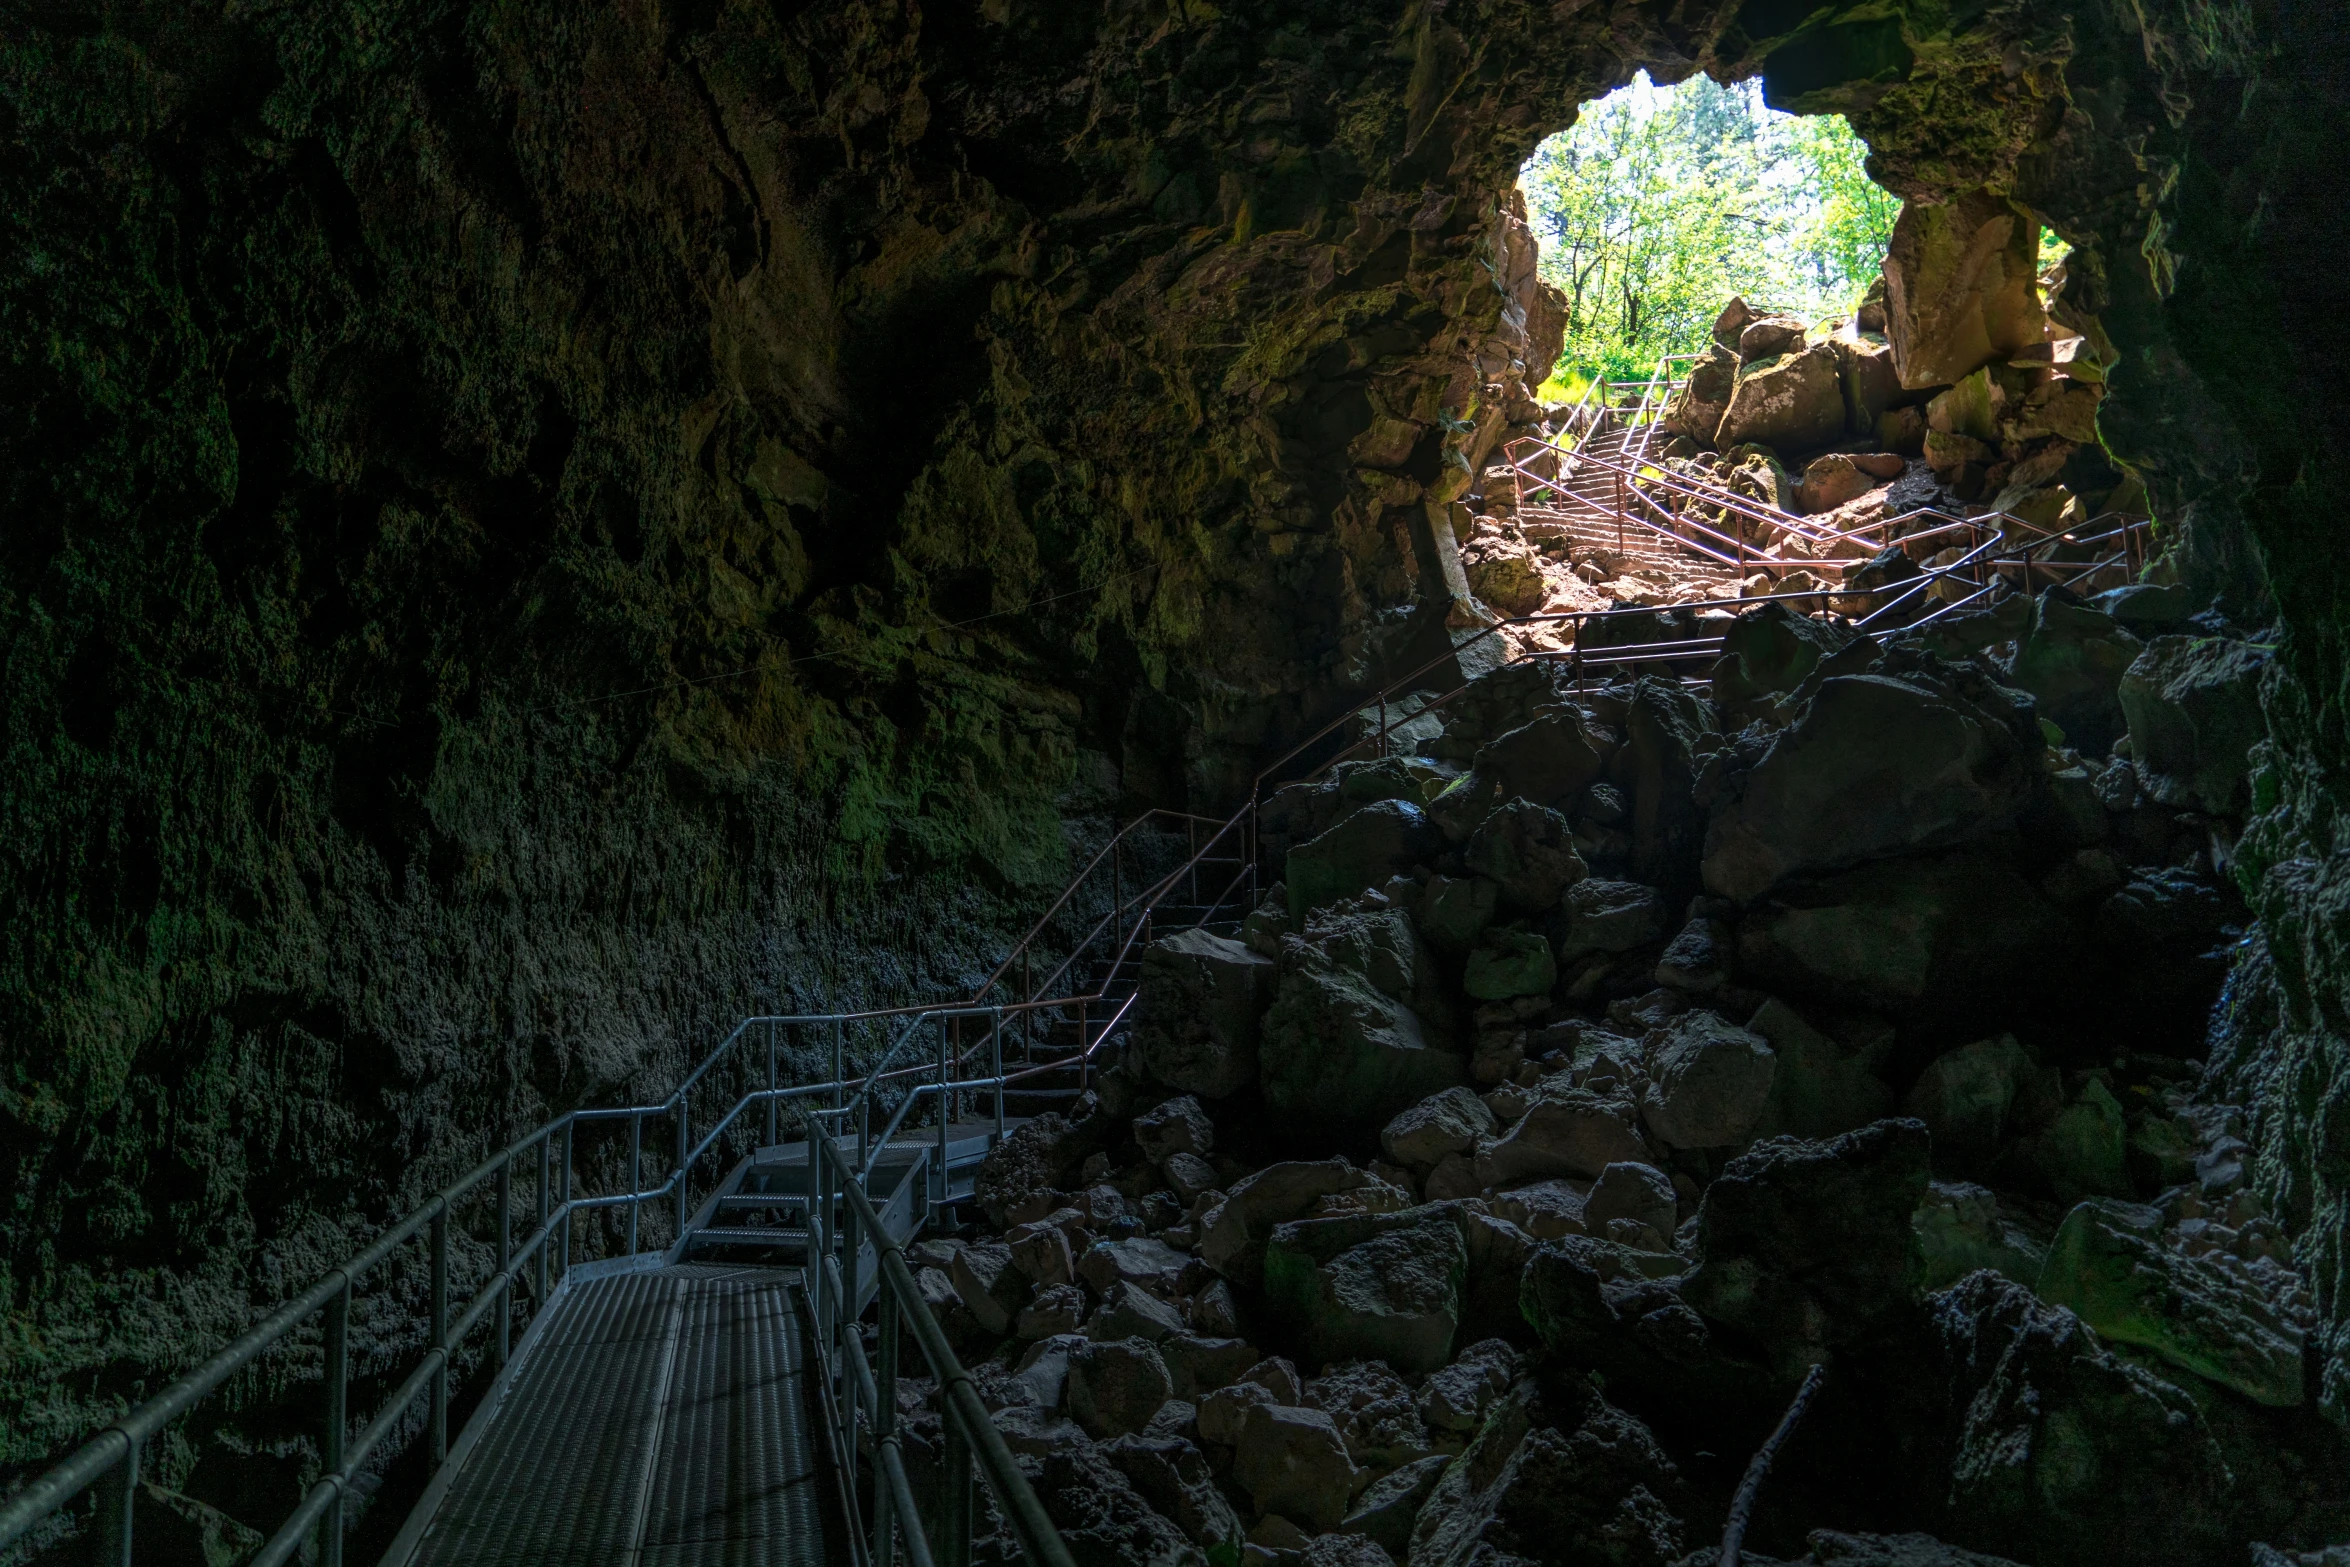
[1519,75,1900,392]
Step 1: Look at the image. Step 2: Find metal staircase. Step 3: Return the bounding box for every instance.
[0,494,2155,1567]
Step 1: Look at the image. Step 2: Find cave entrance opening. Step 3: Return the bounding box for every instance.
[1517,71,1903,401]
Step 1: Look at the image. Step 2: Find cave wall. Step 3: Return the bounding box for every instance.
[5,0,2347,1489]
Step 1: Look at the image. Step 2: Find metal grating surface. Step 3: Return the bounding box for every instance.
[409,1264,822,1567]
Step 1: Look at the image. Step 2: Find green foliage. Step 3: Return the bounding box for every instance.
[1519,74,1900,387]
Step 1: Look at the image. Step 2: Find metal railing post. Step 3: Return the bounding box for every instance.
[832,1018,845,1116]
[805,1121,828,1344]
[628,1114,642,1257]
[875,1289,900,1567]
[937,1020,951,1205]
[495,1161,512,1367]
[323,1277,348,1567]
[938,1405,973,1567]
[428,1204,449,1467]
[536,1133,550,1306]
[95,1433,135,1567]
[992,1010,1005,1142]
[767,1021,780,1147]
[559,1119,574,1280]
[675,1098,690,1243]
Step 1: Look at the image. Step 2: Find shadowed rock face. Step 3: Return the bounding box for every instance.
[4,0,2347,1516]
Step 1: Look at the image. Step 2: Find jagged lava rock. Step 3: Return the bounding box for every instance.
[1381,1086,1497,1173]
[1881,190,2048,389]
[1102,1433,1245,1553]
[1262,1204,1469,1375]
[1133,929,1277,1100]
[1067,1336,1175,1439]
[1474,1083,1650,1187]
[2118,634,2271,813]
[1640,1010,1776,1150]
[1261,905,1464,1127]
[1554,879,1670,964]
[1287,801,1440,921]
[1200,1158,1382,1288]
[1717,342,1847,452]
[1233,1401,1359,1532]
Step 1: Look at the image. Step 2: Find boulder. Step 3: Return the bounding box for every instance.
[1641,1010,1776,1150]
[1478,711,1607,809]
[1262,1204,1469,1375]
[1737,314,1809,363]
[1030,1437,1210,1567]
[2029,1078,2130,1204]
[1584,1162,1679,1238]
[1474,1085,1649,1188]
[2117,635,2270,814]
[1196,1379,1277,1447]
[1415,874,1499,955]
[1903,1034,2049,1176]
[1914,1182,2044,1291]
[1090,1280,1189,1342]
[1288,801,1441,920]
[1735,848,2076,1019]
[1711,601,1870,716]
[2036,1197,2305,1405]
[1667,343,1738,446]
[1681,1120,1931,1376]
[1102,1434,1246,1553]
[1381,1086,1497,1173]
[1797,453,1875,514]
[1463,798,1586,912]
[1553,879,1670,964]
[1713,296,1758,350]
[1164,1151,1220,1204]
[951,1242,1032,1337]
[1261,914,1465,1127]
[1339,1453,1451,1558]
[1301,1533,1396,1567]
[1008,1221,1076,1288]
[1618,678,1718,891]
[1233,1402,1360,1532]
[1159,1334,1260,1402]
[1134,1095,1216,1165]
[1078,1236,1190,1299]
[1018,1285,1087,1341]
[1930,1271,2234,1567]
[1881,190,2047,390]
[1798,1533,2031,1566]
[974,1113,1096,1227]
[1487,1178,1590,1240]
[1702,666,2045,903]
[1833,329,1902,438]
[1200,1159,1378,1287]
[1464,926,1557,1001]
[1303,1358,1442,1469]
[1652,916,1732,995]
[1519,1236,1745,1406]
[2008,593,2141,757]
[1717,341,1847,453]
[1406,1380,1685,1567]
[1134,929,1278,1100]
[1067,1336,1176,1439]
[1745,997,1896,1141]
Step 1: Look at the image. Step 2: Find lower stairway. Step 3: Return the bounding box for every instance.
[391,1263,823,1567]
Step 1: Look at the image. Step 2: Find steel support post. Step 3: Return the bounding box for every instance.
[767,1021,779,1147]
[559,1120,575,1280]
[675,1098,690,1244]
[495,1160,512,1368]
[992,1011,1004,1142]
[429,1205,449,1467]
[628,1114,642,1257]
[94,1432,136,1567]
[535,1135,550,1306]
[937,1404,973,1567]
[832,1018,845,1118]
[805,1123,826,1344]
[875,1293,900,1567]
[323,1278,349,1567]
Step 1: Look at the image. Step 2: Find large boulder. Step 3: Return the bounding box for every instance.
[1717,341,1847,452]
[1680,1120,1931,1377]
[1735,847,2076,1020]
[1702,663,2045,903]
[1478,710,1607,810]
[1914,1181,2045,1291]
[1262,1205,1469,1375]
[1745,997,1896,1141]
[1463,798,1586,913]
[2036,1197,2306,1406]
[1287,800,1441,920]
[1710,601,1870,717]
[2008,594,2142,757]
[1521,1235,1756,1406]
[1881,191,2048,390]
[1101,1434,1246,1554]
[1473,1084,1650,1187]
[951,1241,1032,1336]
[1617,678,1717,893]
[1930,1271,2235,1567]
[1901,1034,2056,1178]
[1232,1402,1360,1532]
[1067,1336,1176,1439]
[1199,1159,1382,1287]
[2117,634,2270,813]
[1640,1010,1777,1150]
[1381,1086,1498,1172]
[1133,930,1277,1100]
[1340,1455,1451,1558]
[1553,879,1670,965]
[1261,907,1465,1127]
[1030,1438,1211,1567]
[1667,343,1738,446]
[1464,926,1556,1001]
[1406,1380,1685,1567]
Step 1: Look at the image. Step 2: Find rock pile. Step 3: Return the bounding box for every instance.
[927,594,2334,1566]
[1455,196,2144,627]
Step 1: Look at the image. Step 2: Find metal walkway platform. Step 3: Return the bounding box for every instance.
[396,1263,823,1567]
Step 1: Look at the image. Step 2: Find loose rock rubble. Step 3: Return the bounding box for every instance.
[929,529,2331,1564]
